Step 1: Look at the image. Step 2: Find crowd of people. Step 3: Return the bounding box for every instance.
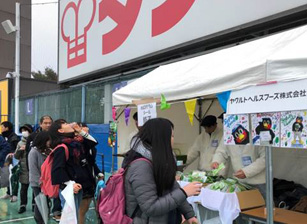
[0,112,266,224]
[0,116,103,224]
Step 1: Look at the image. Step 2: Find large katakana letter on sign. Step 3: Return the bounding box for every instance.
[152,0,195,37]
[99,0,142,54]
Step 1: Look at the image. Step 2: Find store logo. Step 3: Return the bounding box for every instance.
[61,0,96,68]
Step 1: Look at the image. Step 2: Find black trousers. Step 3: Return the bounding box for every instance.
[52,197,62,216]
[20,183,29,207]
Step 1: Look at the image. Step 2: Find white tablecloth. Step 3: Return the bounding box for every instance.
[178,181,241,224]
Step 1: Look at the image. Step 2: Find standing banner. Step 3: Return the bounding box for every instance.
[137,102,157,126]
[224,114,250,145]
[251,113,280,146]
[281,111,307,148]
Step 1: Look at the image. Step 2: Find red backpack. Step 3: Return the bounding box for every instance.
[40,144,69,198]
[97,158,151,224]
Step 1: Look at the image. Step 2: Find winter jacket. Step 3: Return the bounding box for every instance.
[2,131,19,153]
[212,142,266,185]
[124,141,195,223]
[0,136,10,167]
[14,138,29,184]
[81,133,101,178]
[51,138,97,191]
[28,147,47,187]
[186,126,224,172]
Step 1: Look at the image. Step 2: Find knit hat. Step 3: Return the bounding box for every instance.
[19,124,33,133]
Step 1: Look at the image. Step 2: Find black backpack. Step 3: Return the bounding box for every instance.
[274,178,307,209]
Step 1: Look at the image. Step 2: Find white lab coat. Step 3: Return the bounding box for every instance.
[186,127,223,172]
[212,142,266,185]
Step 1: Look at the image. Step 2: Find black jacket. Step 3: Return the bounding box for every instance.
[2,131,19,153]
[25,129,40,170]
[51,138,97,190]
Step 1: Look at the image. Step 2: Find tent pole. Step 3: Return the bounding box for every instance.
[265,145,274,224]
[198,99,202,134]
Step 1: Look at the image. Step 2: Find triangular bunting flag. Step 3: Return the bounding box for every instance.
[124,108,131,126]
[216,91,231,112]
[112,107,117,121]
[184,99,197,125]
[160,94,171,110]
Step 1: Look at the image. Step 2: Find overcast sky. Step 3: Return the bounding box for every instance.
[31,0,58,72]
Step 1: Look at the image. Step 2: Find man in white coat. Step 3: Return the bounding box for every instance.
[186,115,223,172]
[211,143,266,198]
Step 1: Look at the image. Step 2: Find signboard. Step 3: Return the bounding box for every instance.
[227,79,307,114]
[251,113,280,147]
[25,99,33,115]
[137,102,157,126]
[59,0,307,82]
[223,114,250,145]
[112,81,127,93]
[0,80,9,123]
[280,111,307,148]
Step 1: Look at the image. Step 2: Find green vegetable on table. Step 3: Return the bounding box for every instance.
[208,178,252,193]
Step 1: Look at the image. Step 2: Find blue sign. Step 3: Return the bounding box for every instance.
[112,81,127,93]
[25,99,33,115]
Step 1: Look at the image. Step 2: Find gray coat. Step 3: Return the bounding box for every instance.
[14,138,29,184]
[124,144,195,223]
[28,147,47,187]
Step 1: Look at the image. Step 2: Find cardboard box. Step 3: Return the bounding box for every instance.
[236,189,265,210]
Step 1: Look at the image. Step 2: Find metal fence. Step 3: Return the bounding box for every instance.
[14,82,105,126]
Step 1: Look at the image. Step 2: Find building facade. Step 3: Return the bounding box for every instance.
[0,0,31,78]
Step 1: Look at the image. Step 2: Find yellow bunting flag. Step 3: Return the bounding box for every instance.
[184,99,197,125]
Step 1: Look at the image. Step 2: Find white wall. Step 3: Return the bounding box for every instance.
[273,147,307,187]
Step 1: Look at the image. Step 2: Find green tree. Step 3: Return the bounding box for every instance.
[32,67,57,81]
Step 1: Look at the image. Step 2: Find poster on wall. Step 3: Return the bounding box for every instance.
[251,113,280,146]
[224,114,250,145]
[281,111,307,148]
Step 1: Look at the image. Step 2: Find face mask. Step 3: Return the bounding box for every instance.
[22,131,29,138]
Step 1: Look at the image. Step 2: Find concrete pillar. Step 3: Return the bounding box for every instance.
[104,84,112,123]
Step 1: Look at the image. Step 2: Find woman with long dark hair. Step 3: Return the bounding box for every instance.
[123,118,201,224]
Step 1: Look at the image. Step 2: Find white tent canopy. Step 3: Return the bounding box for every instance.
[113,25,307,106]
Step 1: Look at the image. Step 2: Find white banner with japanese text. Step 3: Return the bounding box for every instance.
[227,79,307,114]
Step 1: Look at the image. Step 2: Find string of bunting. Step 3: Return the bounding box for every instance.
[113,94,198,127]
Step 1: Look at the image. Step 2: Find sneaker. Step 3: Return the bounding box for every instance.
[0,194,10,199]
[18,206,26,214]
[53,215,61,222]
[10,196,17,202]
